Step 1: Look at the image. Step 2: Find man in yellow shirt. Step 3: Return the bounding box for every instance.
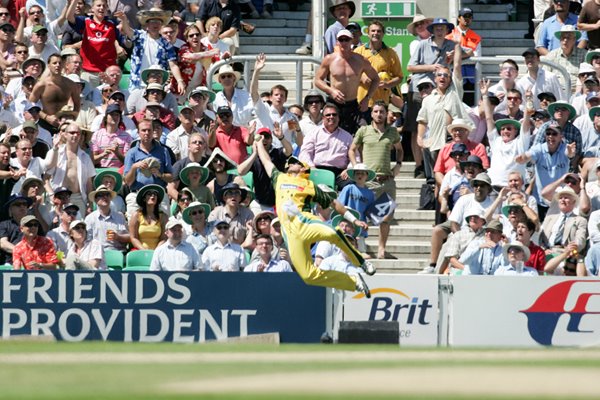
[355,20,403,120]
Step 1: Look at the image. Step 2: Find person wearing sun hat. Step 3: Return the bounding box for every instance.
[531,100,582,166]
[324,0,356,54]
[491,241,538,276]
[181,201,212,254]
[213,64,253,127]
[12,215,59,270]
[128,183,168,250]
[434,118,487,183]
[337,163,375,248]
[178,162,214,207]
[437,206,487,275]
[83,184,129,252]
[207,182,254,245]
[202,147,246,205]
[537,5,587,55]
[188,86,216,131]
[543,25,587,91]
[92,169,126,215]
[120,7,186,94]
[314,207,363,267]
[126,64,178,115]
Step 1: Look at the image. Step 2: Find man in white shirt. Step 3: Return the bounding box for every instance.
[201,220,246,271]
[244,234,292,272]
[516,48,564,109]
[150,219,200,271]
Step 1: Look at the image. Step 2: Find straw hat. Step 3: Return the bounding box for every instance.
[407,14,433,35]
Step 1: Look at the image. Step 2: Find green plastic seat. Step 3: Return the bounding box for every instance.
[123,265,151,271]
[309,168,335,190]
[119,74,130,90]
[0,264,13,271]
[227,169,254,190]
[125,250,154,270]
[105,250,125,270]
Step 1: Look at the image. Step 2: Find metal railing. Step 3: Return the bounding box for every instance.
[206,55,323,105]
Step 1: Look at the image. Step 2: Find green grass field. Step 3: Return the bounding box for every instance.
[0,341,599,399]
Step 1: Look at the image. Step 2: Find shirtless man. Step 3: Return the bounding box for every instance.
[29,53,80,133]
[47,122,95,214]
[315,29,379,135]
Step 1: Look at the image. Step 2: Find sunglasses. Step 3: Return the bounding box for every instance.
[220,74,235,79]
[64,210,78,216]
[216,225,229,230]
[1,27,15,33]
[338,37,352,42]
[0,12,10,16]
[25,222,39,228]
[306,99,322,105]
[323,113,338,117]
[224,190,241,197]
[179,197,191,202]
[16,50,28,54]
[190,210,203,216]
[188,33,200,38]
[545,131,560,136]
[257,217,271,222]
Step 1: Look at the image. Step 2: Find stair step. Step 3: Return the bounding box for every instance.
[364,242,431,254]
[469,12,508,22]
[242,18,307,28]
[393,209,435,223]
[368,225,433,238]
[471,21,529,30]
[482,46,531,56]
[241,45,301,54]
[476,29,528,39]
[369,259,430,273]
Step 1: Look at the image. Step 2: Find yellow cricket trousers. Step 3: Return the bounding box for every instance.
[281,212,365,291]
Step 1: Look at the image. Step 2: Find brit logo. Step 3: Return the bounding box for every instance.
[520,280,600,346]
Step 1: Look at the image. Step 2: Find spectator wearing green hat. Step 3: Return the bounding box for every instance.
[480,79,532,188]
[93,169,126,215]
[182,201,212,256]
[129,184,168,250]
[178,162,214,208]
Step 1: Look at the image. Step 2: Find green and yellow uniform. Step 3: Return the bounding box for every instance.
[271,170,365,290]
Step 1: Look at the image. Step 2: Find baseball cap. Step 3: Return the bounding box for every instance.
[458,7,473,16]
[345,22,361,32]
[257,127,272,136]
[165,219,183,230]
[521,48,539,57]
[105,104,121,115]
[336,29,353,39]
[216,105,232,115]
[20,215,39,227]
[31,25,48,34]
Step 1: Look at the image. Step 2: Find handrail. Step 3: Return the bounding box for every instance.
[206,56,323,104]
[468,56,572,104]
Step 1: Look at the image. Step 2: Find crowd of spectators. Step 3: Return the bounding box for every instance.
[3,0,600,278]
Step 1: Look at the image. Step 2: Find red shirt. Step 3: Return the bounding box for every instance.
[73,16,120,73]
[214,125,249,164]
[13,236,59,270]
[434,140,490,175]
[526,242,546,273]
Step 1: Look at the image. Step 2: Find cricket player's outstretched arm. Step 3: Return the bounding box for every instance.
[331,199,369,231]
[255,135,275,177]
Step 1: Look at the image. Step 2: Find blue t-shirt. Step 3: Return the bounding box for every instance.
[529,142,570,206]
[338,183,375,221]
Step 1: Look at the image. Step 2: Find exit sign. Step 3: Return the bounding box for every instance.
[360,1,416,18]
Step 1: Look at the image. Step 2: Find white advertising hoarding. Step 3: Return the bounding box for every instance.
[450,277,600,347]
[340,275,439,346]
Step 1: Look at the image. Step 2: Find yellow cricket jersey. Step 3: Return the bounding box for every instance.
[271,170,336,215]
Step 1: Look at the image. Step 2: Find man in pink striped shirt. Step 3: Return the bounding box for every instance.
[298,103,353,190]
[90,104,132,168]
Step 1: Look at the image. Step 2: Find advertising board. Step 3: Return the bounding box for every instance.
[450,277,600,347]
[340,275,439,345]
[0,271,326,343]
